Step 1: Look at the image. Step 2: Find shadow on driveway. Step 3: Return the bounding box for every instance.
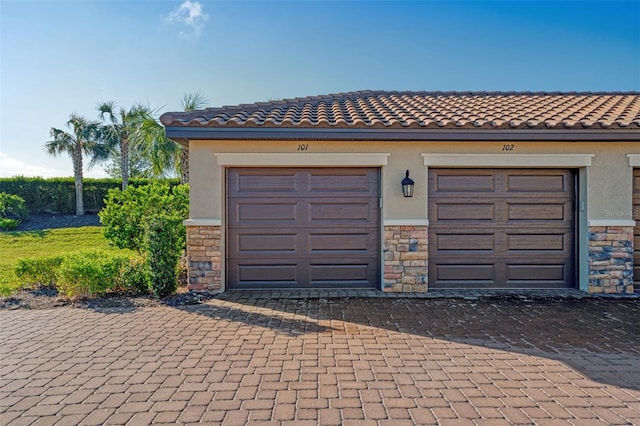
[175,295,640,391]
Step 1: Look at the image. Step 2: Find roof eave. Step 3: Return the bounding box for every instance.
[165,127,640,142]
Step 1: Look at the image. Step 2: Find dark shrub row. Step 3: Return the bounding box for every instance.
[0,177,180,214]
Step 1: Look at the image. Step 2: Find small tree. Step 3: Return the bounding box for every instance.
[99,183,188,297]
[44,114,105,216]
[99,182,188,253]
[97,102,154,190]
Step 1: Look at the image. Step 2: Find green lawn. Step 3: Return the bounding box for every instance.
[0,227,134,296]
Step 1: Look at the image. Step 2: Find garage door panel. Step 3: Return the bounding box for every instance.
[506,264,567,281]
[310,264,371,282]
[231,232,297,255]
[433,265,496,288]
[434,233,495,252]
[309,170,378,195]
[230,170,298,195]
[507,234,567,251]
[435,264,495,281]
[633,169,640,292]
[231,201,298,223]
[634,265,640,287]
[235,263,298,283]
[309,200,378,223]
[228,167,380,290]
[634,174,640,194]
[506,174,568,193]
[309,232,376,253]
[435,203,495,221]
[429,168,575,289]
[434,173,495,192]
[507,234,566,251]
[507,203,568,221]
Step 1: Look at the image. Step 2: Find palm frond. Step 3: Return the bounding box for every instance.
[180,92,208,112]
[44,127,74,156]
[97,101,118,124]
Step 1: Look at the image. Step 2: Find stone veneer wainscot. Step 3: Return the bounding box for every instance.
[186,226,222,292]
[588,226,634,294]
[383,225,428,292]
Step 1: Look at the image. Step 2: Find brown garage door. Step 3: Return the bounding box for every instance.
[227,168,380,289]
[429,168,576,289]
[633,169,640,292]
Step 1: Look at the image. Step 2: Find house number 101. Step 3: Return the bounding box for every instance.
[297,144,309,151]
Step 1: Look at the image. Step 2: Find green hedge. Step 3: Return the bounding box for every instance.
[15,250,148,298]
[0,177,181,214]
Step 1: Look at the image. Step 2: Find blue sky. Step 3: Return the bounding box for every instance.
[1,0,639,178]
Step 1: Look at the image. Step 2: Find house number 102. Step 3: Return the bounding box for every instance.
[502,144,515,151]
[297,144,309,151]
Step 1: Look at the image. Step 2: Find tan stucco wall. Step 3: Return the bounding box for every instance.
[188,140,639,223]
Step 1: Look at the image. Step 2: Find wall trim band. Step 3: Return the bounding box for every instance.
[587,220,636,227]
[384,219,429,226]
[215,153,391,166]
[184,219,222,227]
[422,153,594,167]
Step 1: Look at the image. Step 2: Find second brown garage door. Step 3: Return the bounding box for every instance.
[227,168,380,289]
[429,168,576,289]
[632,169,640,292]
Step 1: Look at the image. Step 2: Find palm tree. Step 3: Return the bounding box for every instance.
[132,115,180,179]
[102,141,153,179]
[178,92,208,183]
[44,114,104,216]
[97,102,153,190]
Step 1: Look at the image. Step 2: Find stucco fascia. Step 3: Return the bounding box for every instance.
[214,152,390,166]
[187,139,640,224]
[422,153,594,167]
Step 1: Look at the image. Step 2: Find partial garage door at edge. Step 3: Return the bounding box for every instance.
[429,168,576,289]
[632,169,640,292]
[227,168,380,289]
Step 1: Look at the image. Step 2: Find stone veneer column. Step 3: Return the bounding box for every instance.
[383,225,428,292]
[186,226,222,292]
[588,226,634,294]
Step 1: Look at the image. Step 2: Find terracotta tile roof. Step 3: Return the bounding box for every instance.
[161,90,640,131]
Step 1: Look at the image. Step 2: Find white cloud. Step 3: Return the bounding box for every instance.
[0,152,108,179]
[166,1,209,38]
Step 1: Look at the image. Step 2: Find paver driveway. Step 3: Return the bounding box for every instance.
[1,295,639,425]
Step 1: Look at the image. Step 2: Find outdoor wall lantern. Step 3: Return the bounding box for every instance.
[401,170,415,198]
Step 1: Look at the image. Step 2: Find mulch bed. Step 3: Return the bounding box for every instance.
[0,286,217,310]
[2,213,101,232]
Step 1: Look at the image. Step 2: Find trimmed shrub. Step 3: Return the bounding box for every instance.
[0,177,180,214]
[55,251,127,298]
[15,255,64,286]
[144,215,182,298]
[15,251,149,298]
[0,193,28,230]
[0,218,20,230]
[99,182,188,253]
[122,256,151,294]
